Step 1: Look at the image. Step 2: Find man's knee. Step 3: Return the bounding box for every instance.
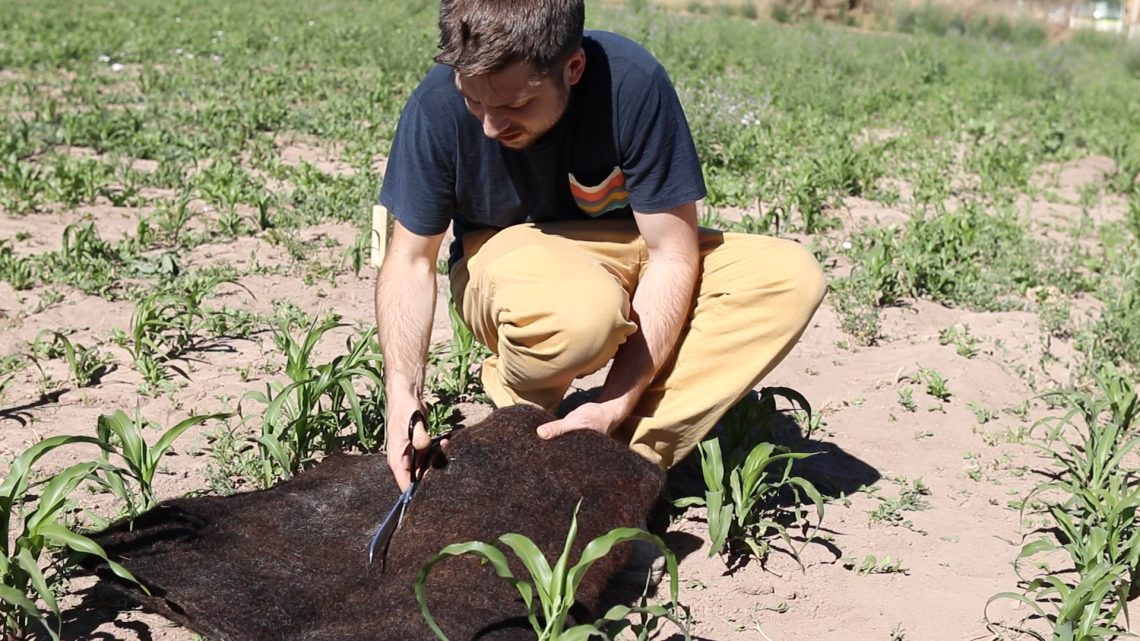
[497,277,634,375]
[786,240,827,314]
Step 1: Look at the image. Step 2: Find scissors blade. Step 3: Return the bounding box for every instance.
[368,486,414,566]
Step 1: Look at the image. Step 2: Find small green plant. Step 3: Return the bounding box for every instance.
[675,390,824,566]
[670,433,825,558]
[31,331,112,388]
[968,401,998,425]
[897,387,917,413]
[868,478,931,529]
[416,502,689,641]
[243,320,383,486]
[988,366,1139,639]
[204,423,262,495]
[917,369,951,402]
[843,554,907,575]
[831,280,881,347]
[427,299,490,406]
[938,325,980,359]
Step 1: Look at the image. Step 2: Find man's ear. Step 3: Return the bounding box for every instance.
[564,47,586,86]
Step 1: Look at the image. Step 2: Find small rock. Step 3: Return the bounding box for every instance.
[739,583,775,596]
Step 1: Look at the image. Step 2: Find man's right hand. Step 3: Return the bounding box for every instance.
[385,400,433,492]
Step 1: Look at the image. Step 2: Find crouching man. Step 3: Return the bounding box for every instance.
[375,0,825,493]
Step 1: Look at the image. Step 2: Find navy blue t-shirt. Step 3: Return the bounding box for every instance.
[379,31,706,266]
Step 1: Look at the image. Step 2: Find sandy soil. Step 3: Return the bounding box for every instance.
[0,152,1122,641]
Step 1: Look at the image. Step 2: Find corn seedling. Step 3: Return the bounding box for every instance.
[416,502,689,641]
[92,408,230,514]
[989,366,1140,639]
[123,274,249,389]
[1,436,140,640]
[31,331,112,389]
[674,388,824,565]
[677,438,823,565]
[243,321,383,486]
[427,299,490,406]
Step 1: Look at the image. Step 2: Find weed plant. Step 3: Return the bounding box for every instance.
[868,479,931,529]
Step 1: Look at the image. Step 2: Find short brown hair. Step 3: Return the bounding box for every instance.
[435,0,585,76]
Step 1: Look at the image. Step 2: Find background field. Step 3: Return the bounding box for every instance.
[2,0,1139,639]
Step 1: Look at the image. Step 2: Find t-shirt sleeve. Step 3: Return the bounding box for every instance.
[379,93,456,236]
[616,64,706,213]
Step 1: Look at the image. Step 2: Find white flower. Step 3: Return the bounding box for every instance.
[842,241,853,250]
[97,54,111,63]
[110,63,124,72]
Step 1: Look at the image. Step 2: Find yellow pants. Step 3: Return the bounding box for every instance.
[450,220,826,469]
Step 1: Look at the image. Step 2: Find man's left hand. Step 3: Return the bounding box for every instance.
[537,402,623,440]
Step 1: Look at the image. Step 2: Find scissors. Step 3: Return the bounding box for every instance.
[367,410,442,568]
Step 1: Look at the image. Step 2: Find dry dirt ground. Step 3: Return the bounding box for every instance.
[0,146,1121,640]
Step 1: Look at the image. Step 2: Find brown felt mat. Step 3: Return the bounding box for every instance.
[91,405,664,641]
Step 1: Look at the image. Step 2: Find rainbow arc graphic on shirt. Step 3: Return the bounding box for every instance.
[569,166,631,216]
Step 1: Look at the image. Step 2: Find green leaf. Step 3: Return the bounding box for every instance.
[558,624,610,640]
[27,462,97,532]
[0,584,58,641]
[38,521,142,587]
[416,541,537,640]
[154,413,229,462]
[14,546,57,615]
[705,490,732,556]
[498,532,554,609]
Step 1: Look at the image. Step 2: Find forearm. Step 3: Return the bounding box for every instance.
[375,258,437,404]
[597,254,698,422]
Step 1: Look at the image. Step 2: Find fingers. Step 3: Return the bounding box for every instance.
[537,419,567,440]
[387,448,412,492]
[386,404,421,492]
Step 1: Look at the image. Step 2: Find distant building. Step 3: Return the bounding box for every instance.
[1070,0,1124,32]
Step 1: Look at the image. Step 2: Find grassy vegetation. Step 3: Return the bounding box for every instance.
[0,0,1138,638]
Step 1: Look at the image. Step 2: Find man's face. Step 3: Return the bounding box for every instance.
[454,49,585,150]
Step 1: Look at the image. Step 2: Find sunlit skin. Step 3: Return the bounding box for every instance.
[453,49,586,150]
